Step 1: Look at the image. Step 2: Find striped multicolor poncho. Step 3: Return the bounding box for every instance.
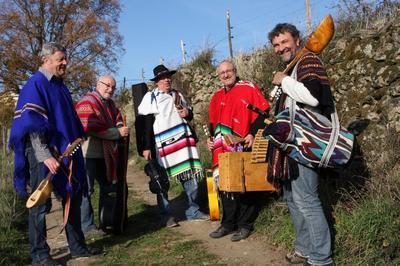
[138,88,203,181]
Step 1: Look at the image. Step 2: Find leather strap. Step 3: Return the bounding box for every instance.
[60,159,73,233]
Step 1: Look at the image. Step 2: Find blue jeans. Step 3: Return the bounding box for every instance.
[181,178,203,220]
[284,163,332,265]
[26,145,51,263]
[157,191,171,224]
[26,145,87,262]
[157,178,204,221]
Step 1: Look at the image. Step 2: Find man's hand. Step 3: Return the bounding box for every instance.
[272,71,287,86]
[118,126,130,137]
[177,107,189,118]
[143,149,152,160]
[206,138,214,151]
[243,134,254,149]
[44,156,60,174]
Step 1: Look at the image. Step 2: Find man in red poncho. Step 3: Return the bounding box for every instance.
[75,75,129,235]
[208,59,270,241]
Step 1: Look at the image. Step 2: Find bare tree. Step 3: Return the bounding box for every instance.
[0,0,124,97]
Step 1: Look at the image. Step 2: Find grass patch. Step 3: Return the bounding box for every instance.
[255,199,295,248]
[334,191,400,265]
[0,182,29,266]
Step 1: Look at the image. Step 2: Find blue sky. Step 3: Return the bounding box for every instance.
[116,0,337,88]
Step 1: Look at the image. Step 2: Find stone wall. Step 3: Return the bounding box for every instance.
[174,11,399,154]
[324,15,400,143]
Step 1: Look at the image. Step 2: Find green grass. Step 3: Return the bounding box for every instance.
[0,182,29,266]
[0,228,30,265]
[334,195,400,265]
[255,199,295,248]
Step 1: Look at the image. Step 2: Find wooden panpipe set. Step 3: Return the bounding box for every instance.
[251,130,269,163]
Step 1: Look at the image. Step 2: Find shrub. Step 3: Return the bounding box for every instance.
[334,0,400,35]
[189,47,215,71]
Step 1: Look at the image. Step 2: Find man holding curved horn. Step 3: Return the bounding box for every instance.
[268,23,335,266]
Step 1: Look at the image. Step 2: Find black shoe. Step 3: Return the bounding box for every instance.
[71,246,102,259]
[209,226,233,238]
[231,227,251,242]
[165,217,179,228]
[32,257,61,266]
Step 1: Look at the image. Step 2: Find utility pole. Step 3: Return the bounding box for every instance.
[305,0,312,35]
[180,40,187,64]
[141,68,145,82]
[226,10,233,58]
[123,77,126,90]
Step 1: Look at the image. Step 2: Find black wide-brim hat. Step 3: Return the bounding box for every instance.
[150,64,177,81]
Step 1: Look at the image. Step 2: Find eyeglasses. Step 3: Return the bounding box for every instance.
[99,81,116,90]
[218,69,235,77]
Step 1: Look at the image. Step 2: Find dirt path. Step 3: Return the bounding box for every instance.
[44,162,286,265]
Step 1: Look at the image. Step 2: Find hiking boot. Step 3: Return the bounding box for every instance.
[32,257,61,266]
[231,227,251,242]
[71,246,102,259]
[285,250,308,264]
[209,226,233,238]
[165,217,179,228]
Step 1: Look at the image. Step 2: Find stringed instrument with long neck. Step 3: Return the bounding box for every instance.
[26,138,83,208]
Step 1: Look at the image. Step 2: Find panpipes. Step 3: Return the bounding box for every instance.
[251,129,268,163]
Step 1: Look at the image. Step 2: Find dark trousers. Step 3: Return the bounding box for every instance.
[80,158,108,232]
[220,191,262,231]
[26,145,87,262]
[81,158,109,228]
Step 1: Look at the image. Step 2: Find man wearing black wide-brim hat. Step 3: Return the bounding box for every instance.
[137,64,209,227]
[149,64,177,81]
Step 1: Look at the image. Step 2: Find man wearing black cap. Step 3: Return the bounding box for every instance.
[137,65,209,227]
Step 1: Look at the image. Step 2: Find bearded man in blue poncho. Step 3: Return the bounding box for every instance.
[9,42,101,265]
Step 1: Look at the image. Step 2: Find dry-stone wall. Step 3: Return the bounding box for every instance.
[324,16,400,142]
[174,13,399,157]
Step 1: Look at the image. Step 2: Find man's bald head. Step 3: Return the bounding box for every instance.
[96,75,116,100]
